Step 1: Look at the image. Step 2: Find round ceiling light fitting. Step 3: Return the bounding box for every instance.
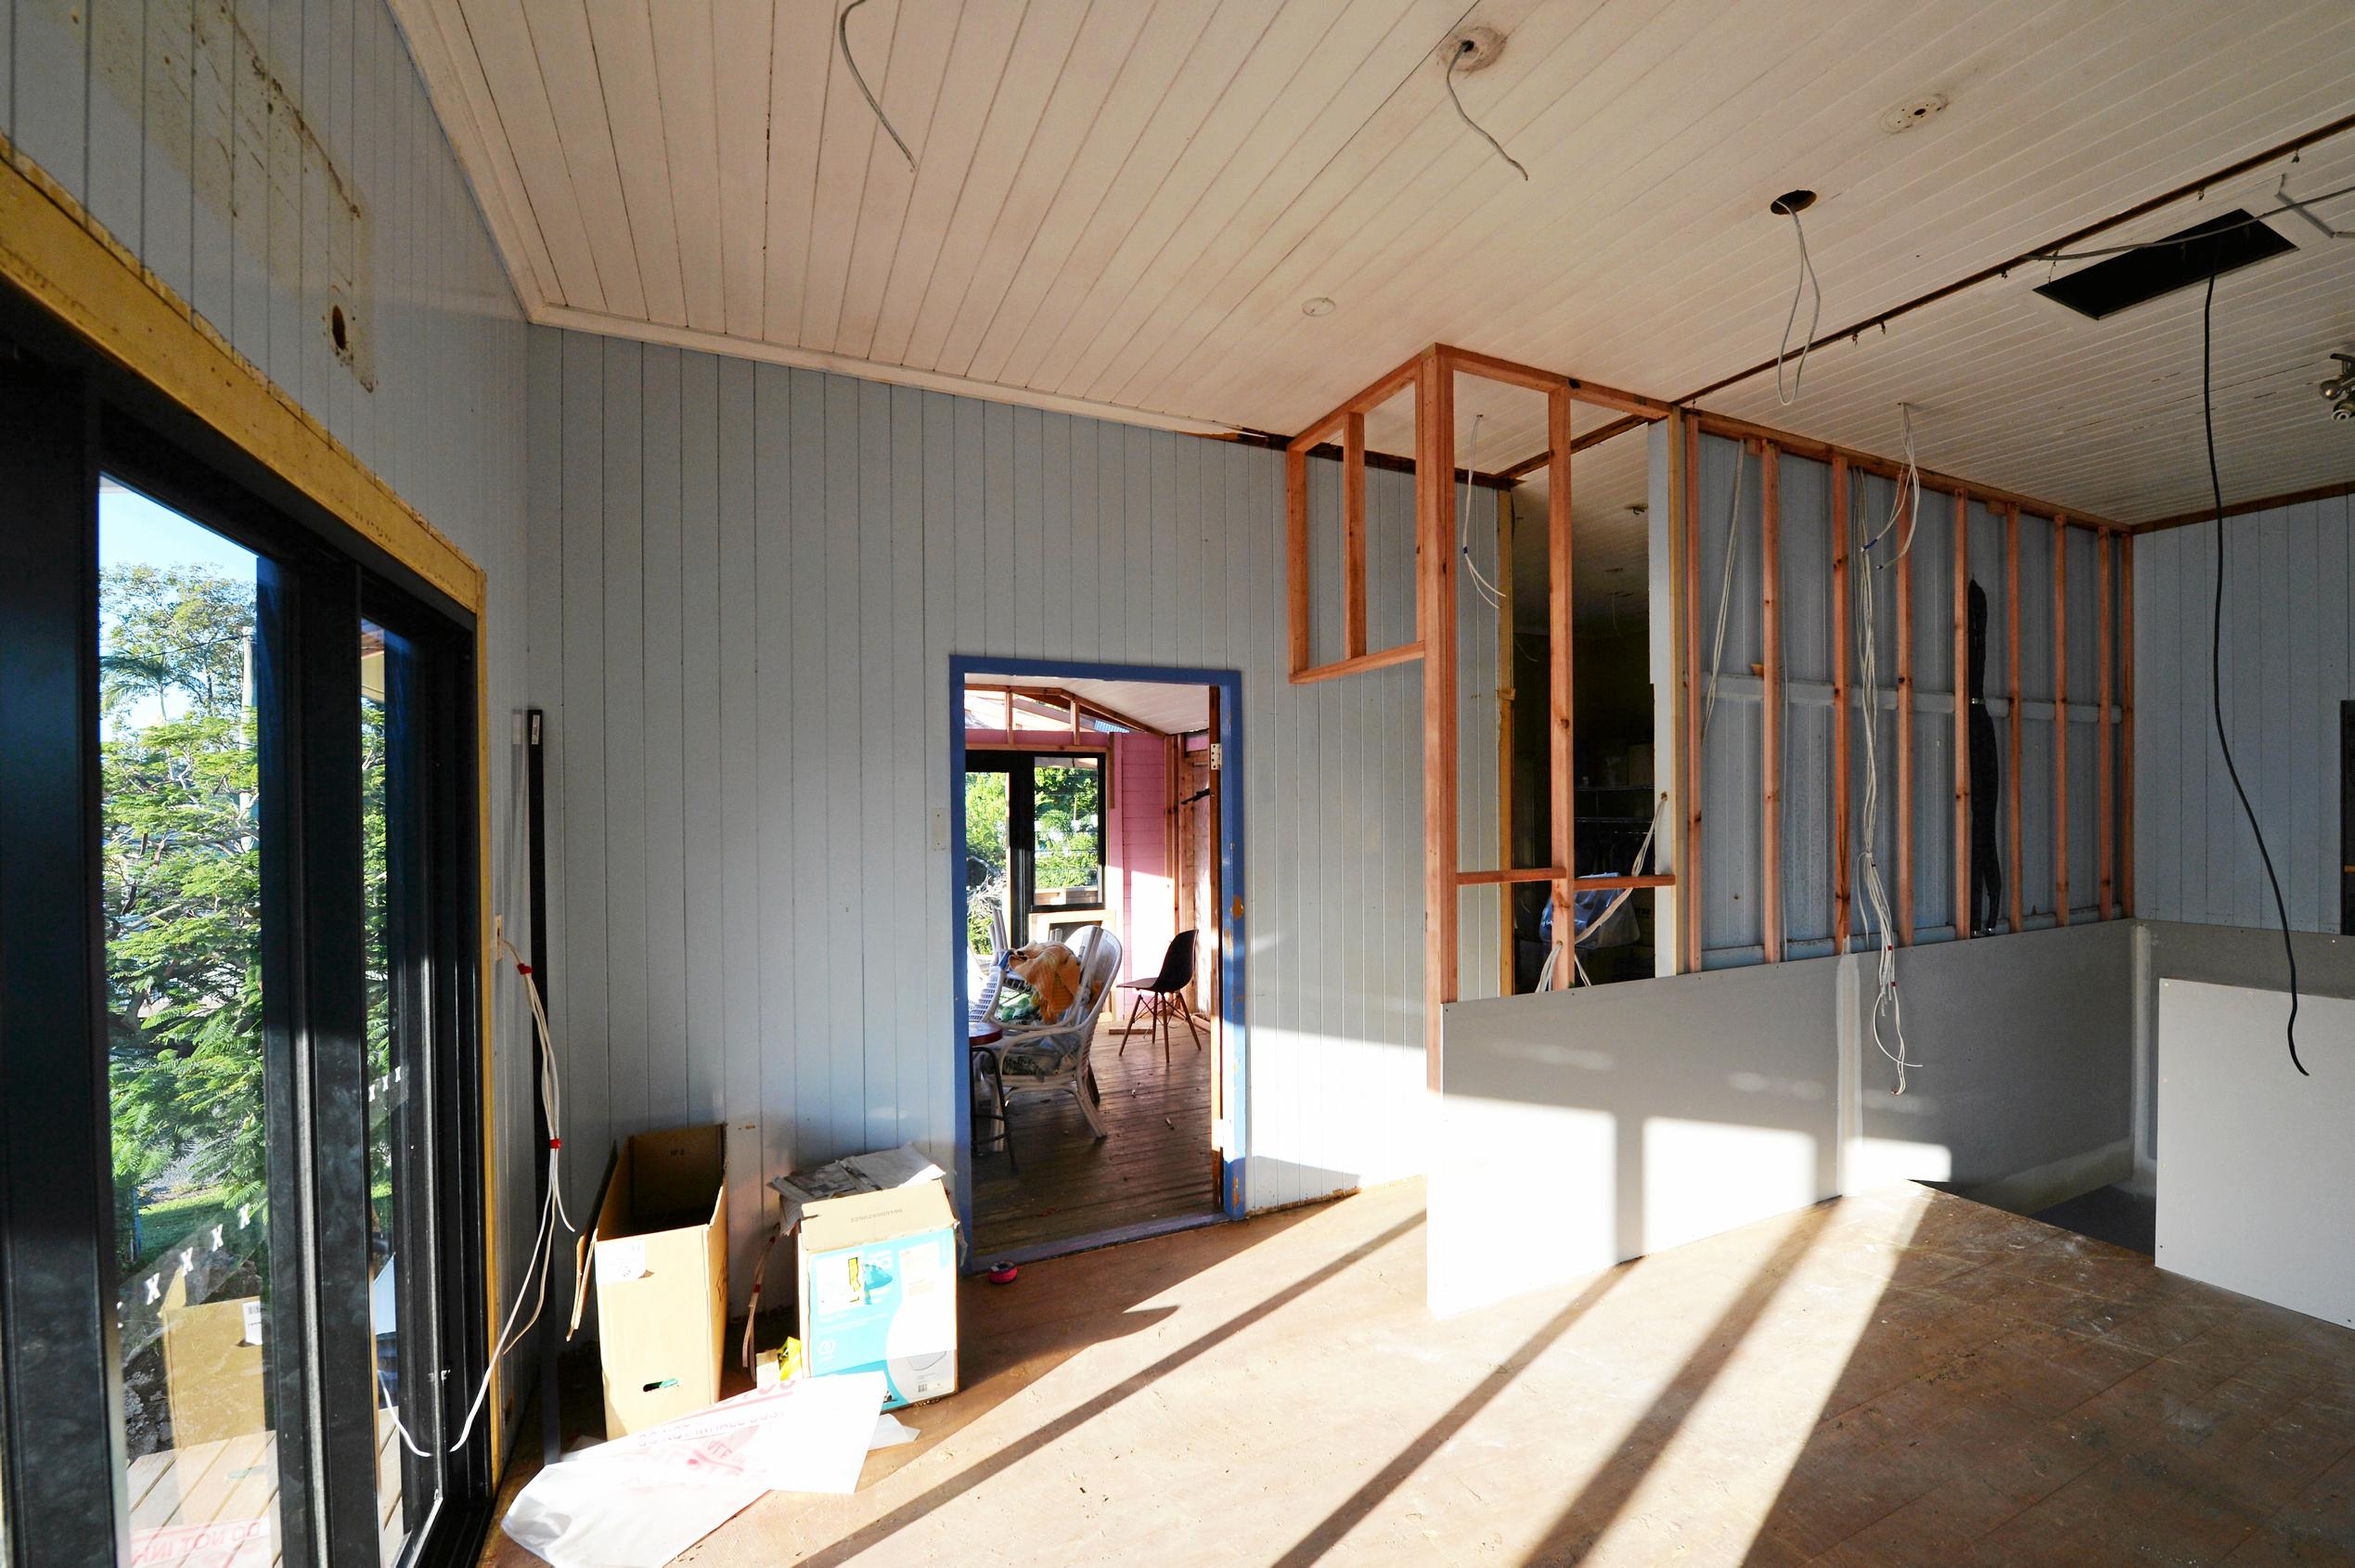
[1769,189,1817,216]
[1439,25,1506,72]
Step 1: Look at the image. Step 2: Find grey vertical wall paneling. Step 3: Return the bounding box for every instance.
[2135,495,2354,932]
[603,341,650,1139]
[679,351,723,1128]
[1848,466,1901,947]
[773,362,815,1180]
[920,391,956,1163]
[2018,515,2055,927]
[2319,503,2350,932]
[143,0,192,305]
[87,0,141,249]
[1012,406,1043,662]
[191,0,233,335]
[718,353,763,1281]
[2065,523,2098,919]
[11,0,84,200]
[857,379,894,1149]
[231,0,272,371]
[1902,473,1956,941]
[559,331,611,1222]
[1778,453,1832,954]
[1694,433,1763,962]
[641,345,688,1130]
[890,386,929,1155]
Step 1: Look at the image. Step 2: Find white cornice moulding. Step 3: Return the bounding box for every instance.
[530,303,1250,440]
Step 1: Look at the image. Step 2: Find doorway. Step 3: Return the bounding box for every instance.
[950,660,1245,1266]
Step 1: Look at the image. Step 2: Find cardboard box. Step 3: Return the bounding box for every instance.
[573,1124,728,1436]
[797,1181,958,1409]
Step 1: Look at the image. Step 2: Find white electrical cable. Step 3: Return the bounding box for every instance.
[1456,414,1508,610]
[1700,438,1748,741]
[1774,203,1822,406]
[382,926,575,1459]
[1849,412,1921,1092]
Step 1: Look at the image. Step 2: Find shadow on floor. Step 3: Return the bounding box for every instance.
[2031,1182,2156,1255]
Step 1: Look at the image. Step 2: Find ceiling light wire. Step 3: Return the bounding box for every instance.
[1444,39,1528,182]
[2033,176,2355,262]
[839,0,916,171]
[2198,260,2306,1076]
[1775,203,1821,405]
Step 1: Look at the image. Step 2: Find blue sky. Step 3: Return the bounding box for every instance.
[99,478,256,577]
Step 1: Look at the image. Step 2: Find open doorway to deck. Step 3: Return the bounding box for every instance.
[951,660,1243,1266]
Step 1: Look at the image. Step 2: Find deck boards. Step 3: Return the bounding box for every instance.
[970,1016,1219,1260]
[122,1406,407,1565]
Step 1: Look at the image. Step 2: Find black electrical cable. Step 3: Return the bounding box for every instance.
[2200,262,2306,1075]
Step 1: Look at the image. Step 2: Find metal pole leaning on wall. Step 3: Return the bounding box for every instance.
[524,708,560,1471]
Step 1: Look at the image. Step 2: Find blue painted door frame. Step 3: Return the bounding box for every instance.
[948,655,1248,1255]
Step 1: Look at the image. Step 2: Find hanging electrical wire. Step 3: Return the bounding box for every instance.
[1700,438,1748,741]
[383,925,576,1459]
[1850,409,1922,1092]
[2031,174,2355,262]
[1457,413,1508,610]
[839,0,916,171]
[1444,36,1528,182]
[1773,198,1822,405]
[2198,263,2306,1075]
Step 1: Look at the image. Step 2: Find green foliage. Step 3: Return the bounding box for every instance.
[1033,761,1101,893]
[100,564,267,1260]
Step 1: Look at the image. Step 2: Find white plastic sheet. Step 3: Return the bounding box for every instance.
[500,1372,893,1568]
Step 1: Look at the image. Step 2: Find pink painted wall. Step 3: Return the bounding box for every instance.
[1111,732,1175,984]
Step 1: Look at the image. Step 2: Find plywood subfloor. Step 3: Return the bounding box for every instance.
[969,1014,1219,1261]
[484,1177,2355,1567]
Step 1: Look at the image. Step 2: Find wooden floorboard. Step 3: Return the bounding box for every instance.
[969,1016,1220,1261]
[481,1180,2355,1567]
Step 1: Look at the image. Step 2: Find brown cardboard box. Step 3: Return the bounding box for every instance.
[571,1124,728,1437]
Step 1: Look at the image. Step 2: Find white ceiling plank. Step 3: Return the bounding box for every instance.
[517,0,648,319]
[758,0,837,343]
[928,0,1160,377]
[1113,0,1602,420]
[829,0,963,360]
[711,0,774,339]
[895,0,1097,372]
[798,0,902,351]
[1075,0,1482,405]
[959,0,1229,386]
[649,0,726,332]
[861,0,1029,367]
[448,0,608,310]
[990,0,1286,392]
[1023,0,1373,395]
[386,0,560,308]
[585,0,689,327]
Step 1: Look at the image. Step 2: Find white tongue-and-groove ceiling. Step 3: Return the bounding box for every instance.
[394,0,2355,531]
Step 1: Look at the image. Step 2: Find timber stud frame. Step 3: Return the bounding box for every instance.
[1284,344,1673,1087]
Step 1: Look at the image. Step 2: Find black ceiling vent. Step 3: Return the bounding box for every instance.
[2033,210,2297,320]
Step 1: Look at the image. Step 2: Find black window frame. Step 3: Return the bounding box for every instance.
[967,748,1112,922]
[0,278,494,1568]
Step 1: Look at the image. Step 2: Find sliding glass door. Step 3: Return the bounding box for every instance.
[0,308,490,1568]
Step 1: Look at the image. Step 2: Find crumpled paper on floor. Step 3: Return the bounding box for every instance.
[500,1372,896,1568]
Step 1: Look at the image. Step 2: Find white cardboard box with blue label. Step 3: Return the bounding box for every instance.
[796,1180,959,1409]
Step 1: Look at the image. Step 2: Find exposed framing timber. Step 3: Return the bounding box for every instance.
[1690,412,2124,533]
[1417,349,1458,1085]
[1291,643,1424,686]
[2097,530,2116,919]
[1343,412,1368,660]
[1286,447,1310,676]
[1760,440,1783,964]
[1952,489,1972,940]
[2121,535,2137,916]
[1683,415,1705,974]
[1459,869,1675,890]
[2006,503,2025,934]
[1547,385,1576,987]
[1831,456,1852,952]
[1895,477,1915,946]
[2132,477,2355,533]
[2053,516,2071,925]
[1496,489,1516,996]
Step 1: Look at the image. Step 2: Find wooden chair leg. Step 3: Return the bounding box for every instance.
[1118,990,1145,1056]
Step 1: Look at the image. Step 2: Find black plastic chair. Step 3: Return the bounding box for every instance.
[1115,930,1203,1071]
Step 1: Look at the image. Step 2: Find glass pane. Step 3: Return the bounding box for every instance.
[964,769,1010,956]
[99,478,280,1562]
[364,622,434,1563]
[1032,756,1103,909]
